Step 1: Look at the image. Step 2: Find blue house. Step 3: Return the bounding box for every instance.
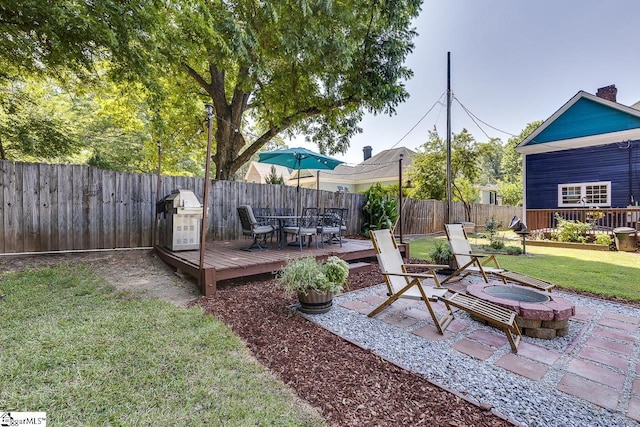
[517,85,640,224]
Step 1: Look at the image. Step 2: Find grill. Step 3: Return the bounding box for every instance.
[158,189,203,251]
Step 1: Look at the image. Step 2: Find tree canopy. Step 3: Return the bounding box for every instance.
[1,0,423,179]
[407,128,480,204]
[168,0,422,179]
[498,120,542,206]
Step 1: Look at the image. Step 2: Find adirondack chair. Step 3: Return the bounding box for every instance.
[441,223,555,292]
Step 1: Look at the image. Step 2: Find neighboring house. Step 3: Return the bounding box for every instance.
[244,161,291,184]
[290,146,415,192]
[477,183,501,205]
[516,85,640,213]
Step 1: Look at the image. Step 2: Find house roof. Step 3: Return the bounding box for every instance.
[317,146,415,183]
[245,161,291,182]
[517,90,640,155]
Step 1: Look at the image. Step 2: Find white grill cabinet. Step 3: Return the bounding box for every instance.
[157,189,203,251]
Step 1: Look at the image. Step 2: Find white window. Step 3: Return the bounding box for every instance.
[557,181,611,207]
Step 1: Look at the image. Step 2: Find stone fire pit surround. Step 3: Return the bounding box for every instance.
[466,283,576,339]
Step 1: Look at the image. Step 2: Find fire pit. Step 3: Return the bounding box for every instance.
[467,283,575,339]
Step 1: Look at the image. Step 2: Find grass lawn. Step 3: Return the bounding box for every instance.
[409,233,640,301]
[0,264,323,426]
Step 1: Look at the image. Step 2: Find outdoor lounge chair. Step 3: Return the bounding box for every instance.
[441,223,555,292]
[237,205,275,251]
[368,229,455,333]
[369,229,522,352]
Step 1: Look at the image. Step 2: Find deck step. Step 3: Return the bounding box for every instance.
[348,261,373,274]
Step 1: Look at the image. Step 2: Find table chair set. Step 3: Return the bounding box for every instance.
[237,205,348,251]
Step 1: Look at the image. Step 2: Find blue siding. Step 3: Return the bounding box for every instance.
[525,140,640,209]
[530,98,640,144]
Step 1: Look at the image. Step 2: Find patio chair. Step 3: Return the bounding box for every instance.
[368,229,455,334]
[370,229,522,352]
[319,208,344,247]
[441,223,555,292]
[237,205,275,251]
[253,207,277,230]
[283,207,321,250]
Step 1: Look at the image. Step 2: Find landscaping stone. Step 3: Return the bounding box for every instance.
[516,317,542,329]
[523,327,556,339]
[541,319,569,329]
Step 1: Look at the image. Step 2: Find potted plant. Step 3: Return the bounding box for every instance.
[278,255,349,314]
[428,241,455,272]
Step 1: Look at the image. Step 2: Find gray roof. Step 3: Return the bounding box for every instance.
[320,146,415,182]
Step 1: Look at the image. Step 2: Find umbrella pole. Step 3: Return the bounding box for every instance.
[296,157,301,217]
[316,171,320,208]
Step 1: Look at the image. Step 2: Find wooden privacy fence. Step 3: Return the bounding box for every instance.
[0,160,522,254]
[400,199,522,235]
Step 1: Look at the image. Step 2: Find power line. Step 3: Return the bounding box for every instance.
[389,92,446,149]
[453,96,517,138]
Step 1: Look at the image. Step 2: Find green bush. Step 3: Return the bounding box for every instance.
[277,256,348,296]
[551,213,592,243]
[428,241,452,264]
[595,234,613,246]
[484,216,504,250]
[503,246,523,255]
[361,183,398,235]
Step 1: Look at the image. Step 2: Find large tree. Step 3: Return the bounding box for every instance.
[498,120,542,206]
[1,1,421,179]
[169,0,421,179]
[408,127,480,220]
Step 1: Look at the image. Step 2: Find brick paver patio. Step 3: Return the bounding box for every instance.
[331,283,640,424]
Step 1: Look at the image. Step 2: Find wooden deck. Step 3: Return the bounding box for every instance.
[155,238,406,297]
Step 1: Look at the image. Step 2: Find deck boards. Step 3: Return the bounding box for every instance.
[155,238,404,297]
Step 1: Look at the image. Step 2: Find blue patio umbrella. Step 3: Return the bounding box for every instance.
[258,147,344,213]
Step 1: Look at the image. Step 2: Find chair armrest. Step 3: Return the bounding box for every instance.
[381,271,439,279]
[468,252,488,257]
[404,263,449,269]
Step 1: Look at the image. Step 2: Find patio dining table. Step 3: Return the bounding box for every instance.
[257,215,299,249]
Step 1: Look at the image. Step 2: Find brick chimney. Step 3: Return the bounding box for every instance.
[596,85,617,102]
[363,145,372,161]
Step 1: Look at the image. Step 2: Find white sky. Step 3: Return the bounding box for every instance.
[290,0,640,165]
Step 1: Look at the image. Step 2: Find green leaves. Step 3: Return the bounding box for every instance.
[362,183,399,234]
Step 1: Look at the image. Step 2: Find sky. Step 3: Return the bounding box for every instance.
[290,0,640,166]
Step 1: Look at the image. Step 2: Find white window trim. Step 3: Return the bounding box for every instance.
[557,181,611,207]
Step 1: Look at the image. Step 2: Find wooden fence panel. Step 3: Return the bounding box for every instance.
[39,164,55,251]
[3,162,20,252]
[22,163,39,252]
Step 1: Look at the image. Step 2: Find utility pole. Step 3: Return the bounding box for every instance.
[446,52,452,224]
[398,153,404,243]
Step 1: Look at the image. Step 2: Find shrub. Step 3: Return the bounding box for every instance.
[503,246,523,255]
[361,183,398,235]
[551,213,592,243]
[595,234,613,246]
[278,256,348,296]
[428,241,452,265]
[484,216,504,250]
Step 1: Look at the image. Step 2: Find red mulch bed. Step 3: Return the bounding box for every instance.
[196,261,511,426]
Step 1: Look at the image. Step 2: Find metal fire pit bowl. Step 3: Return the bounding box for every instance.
[483,285,551,303]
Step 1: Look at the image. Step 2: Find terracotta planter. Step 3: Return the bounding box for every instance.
[297,290,334,314]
